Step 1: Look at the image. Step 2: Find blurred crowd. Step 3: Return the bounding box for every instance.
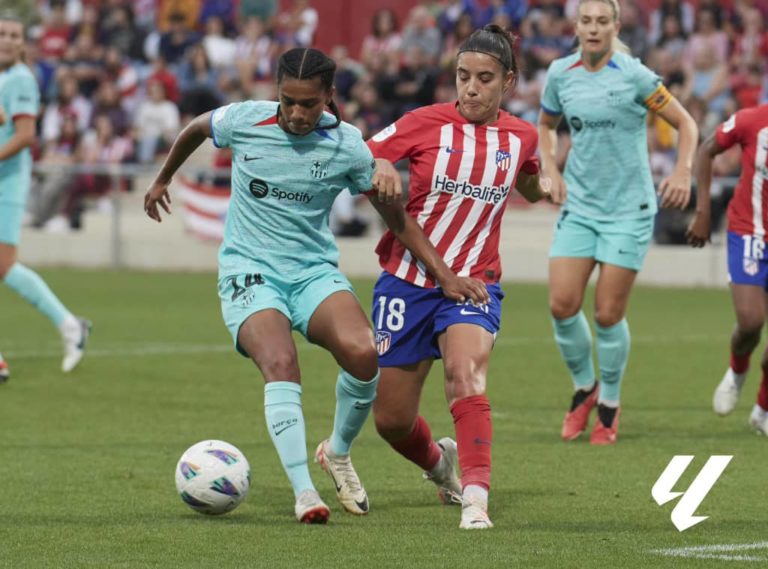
[19,0,768,234]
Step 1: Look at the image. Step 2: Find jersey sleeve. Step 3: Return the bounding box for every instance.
[6,72,39,120]
[210,103,237,148]
[540,64,562,116]
[346,134,376,195]
[634,61,672,112]
[366,111,423,163]
[714,111,743,151]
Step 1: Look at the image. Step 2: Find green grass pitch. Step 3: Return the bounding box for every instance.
[1,269,767,568]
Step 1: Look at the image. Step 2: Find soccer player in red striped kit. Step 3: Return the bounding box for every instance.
[687,103,768,435]
[367,25,561,529]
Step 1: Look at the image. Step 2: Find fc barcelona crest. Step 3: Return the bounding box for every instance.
[495,149,511,171]
[310,160,329,179]
[375,331,392,355]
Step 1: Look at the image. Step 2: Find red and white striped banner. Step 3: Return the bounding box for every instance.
[176,176,230,241]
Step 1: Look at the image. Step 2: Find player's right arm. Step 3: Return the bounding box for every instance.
[686,112,740,248]
[0,115,35,161]
[369,197,490,305]
[686,133,724,248]
[144,110,213,223]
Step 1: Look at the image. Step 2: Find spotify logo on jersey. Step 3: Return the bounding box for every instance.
[569,116,583,132]
[249,178,269,199]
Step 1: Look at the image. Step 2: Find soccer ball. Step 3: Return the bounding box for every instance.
[174,440,251,515]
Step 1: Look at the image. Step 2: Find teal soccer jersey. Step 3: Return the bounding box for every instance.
[541,51,672,220]
[0,63,39,205]
[210,101,375,278]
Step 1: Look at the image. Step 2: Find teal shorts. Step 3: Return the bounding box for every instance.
[549,210,654,271]
[218,267,355,357]
[0,202,24,246]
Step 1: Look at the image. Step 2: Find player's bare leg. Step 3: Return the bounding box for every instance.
[0,242,90,373]
[308,291,378,515]
[550,257,599,440]
[749,296,768,435]
[373,360,461,503]
[714,284,764,416]
[439,324,495,529]
[239,310,329,524]
[589,263,637,445]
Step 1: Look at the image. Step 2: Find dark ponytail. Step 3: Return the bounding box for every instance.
[458,24,519,84]
[277,47,341,130]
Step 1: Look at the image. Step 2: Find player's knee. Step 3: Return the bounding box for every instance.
[594,306,624,328]
[735,311,764,336]
[444,360,484,398]
[0,257,14,279]
[373,407,413,442]
[255,351,300,380]
[549,294,582,320]
[337,336,378,380]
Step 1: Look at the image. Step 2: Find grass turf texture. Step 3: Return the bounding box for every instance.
[1,269,767,568]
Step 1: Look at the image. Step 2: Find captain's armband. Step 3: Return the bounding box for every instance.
[644,85,672,112]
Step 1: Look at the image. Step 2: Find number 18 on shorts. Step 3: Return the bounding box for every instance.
[371,272,504,367]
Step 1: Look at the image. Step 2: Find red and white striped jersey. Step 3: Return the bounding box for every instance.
[367,103,539,287]
[716,104,768,239]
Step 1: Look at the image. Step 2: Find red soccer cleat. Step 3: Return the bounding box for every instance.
[590,406,621,445]
[0,355,9,384]
[561,385,598,441]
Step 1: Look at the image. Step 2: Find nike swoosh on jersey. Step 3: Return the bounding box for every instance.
[243,155,263,161]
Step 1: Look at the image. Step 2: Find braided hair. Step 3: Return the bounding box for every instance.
[457,24,519,88]
[277,47,341,130]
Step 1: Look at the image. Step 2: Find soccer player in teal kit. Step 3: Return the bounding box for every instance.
[144,47,485,523]
[538,0,698,444]
[0,13,89,381]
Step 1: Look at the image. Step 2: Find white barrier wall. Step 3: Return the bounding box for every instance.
[19,188,729,288]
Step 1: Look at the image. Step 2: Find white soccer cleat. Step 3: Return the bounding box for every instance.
[748,404,768,436]
[61,318,91,373]
[459,495,494,530]
[314,439,369,515]
[294,489,330,524]
[0,353,9,383]
[713,368,746,416]
[423,437,461,505]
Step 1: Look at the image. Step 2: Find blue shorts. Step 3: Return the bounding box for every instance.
[727,231,768,288]
[371,271,504,367]
[549,210,654,271]
[218,267,355,357]
[0,202,24,245]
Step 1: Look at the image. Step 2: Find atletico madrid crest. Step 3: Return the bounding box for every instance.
[375,331,392,355]
[495,149,511,171]
[744,258,759,276]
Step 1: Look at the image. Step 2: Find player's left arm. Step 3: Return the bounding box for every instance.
[0,115,35,161]
[652,95,699,210]
[368,197,490,305]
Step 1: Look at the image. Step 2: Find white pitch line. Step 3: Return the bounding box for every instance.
[0,333,729,360]
[650,542,768,562]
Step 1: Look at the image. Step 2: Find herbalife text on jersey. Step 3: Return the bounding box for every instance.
[433,175,510,205]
